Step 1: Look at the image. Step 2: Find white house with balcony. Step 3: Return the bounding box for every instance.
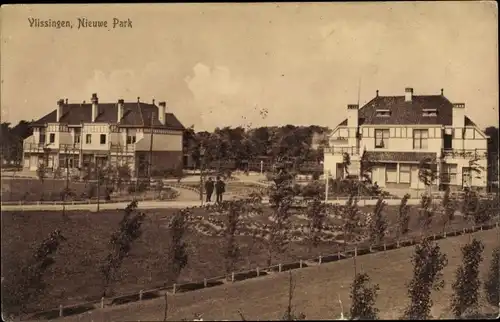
[324,88,489,193]
[22,93,185,178]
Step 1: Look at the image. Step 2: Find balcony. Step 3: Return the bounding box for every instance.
[23,142,81,153]
[23,142,47,153]
[110,143,135,154]
[324,146,360,155]
[442,149,487,159]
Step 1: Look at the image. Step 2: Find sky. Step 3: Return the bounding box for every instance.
[1,2,498,132]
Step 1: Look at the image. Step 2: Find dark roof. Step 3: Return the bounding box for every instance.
[365,151,437,163]
[32,102,185,131]
[337,94,477,127]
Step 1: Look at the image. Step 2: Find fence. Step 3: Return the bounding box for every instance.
[25,219,500,321]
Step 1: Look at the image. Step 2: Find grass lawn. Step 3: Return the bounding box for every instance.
[58,229,500,321]
[1,200,488,316]
[1,179,177,202]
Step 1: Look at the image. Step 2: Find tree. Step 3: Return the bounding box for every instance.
[403,238,448,320]
[440,186,455,234]
[484,246,500,308]
[450,238,484,318]
[116,164,132,193]
[100,201,146,296]
[36,163,47,185]
[336,194,362,253]
[266,160,296,266]
[155,179,164,199]
[165,208,190,285]
[369,196,387,246]
[349,273,380,320]
[418,193,434,237]
[281,271,306,321]
[342,152,351,179]
[222,201,242,277]
[397,193,411,240]
[3,229,66,317]
[417,157,438,196]
[305,196,327,252]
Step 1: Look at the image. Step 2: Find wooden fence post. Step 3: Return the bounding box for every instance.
[139,290,143,301]
[496,222,499,228]
[231,272,235,282]
[204,278,207,287]
[101,297,104,309]
[173,283,177,294]
[463,228,466,234]
[354,247,358,257]
[59,305,63,317]
[369,245,373,252]
[432,234,436,240]
[319,256,322,265]
[396,240,400,248]
[256,267,260,276]
[299,259,303,268]
[383,243,387,251]
[443,231,447,238]
[278,263,282,273]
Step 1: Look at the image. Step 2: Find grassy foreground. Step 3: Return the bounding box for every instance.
[58,229,500,321]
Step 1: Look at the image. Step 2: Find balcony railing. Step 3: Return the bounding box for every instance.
[23,142,81,153]
[324,146,360,155]
[442,149,487,159]
[110,143,135,154]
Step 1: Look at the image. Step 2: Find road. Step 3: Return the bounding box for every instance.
[1,197,424,212]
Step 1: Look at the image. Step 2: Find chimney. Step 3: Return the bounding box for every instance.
[91,93,99,122]
[137,96,140,103]
[441,88,444,96]
[158,101,166,125]
[452,103,465,129]
[117,99,125,122]
[65,98,68,104]
[347,104,359,128]
[405,87,413,102]
[376,90,379,97]
[57,99,64,122]
[152,98,155,105]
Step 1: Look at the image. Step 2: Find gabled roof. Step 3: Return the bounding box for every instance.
[32,102,185,131]
[336,94,478,128]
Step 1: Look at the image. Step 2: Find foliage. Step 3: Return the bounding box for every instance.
[221,201,242,275]
[280,271,306,321]
[349,272,380,320]
[403,238,448,320]
[369,196,388,246]
[100,201,146,296]
[461,187,479,222]
[335,194,363,252]
[3,229,66,316]
[484,246,500,307]
[417,157,438,192]
[155,179,164,198]
[305,196,327,251]
[440,186,455,233]
[0,121,33,165]
[36,163,48,184]
[165,208,190,285]
[450,238,484,318]
[418,194,434,235]
[397,193,411,239]
[266,160,296,266]
[341,152,351,179]
[359,149,375,184]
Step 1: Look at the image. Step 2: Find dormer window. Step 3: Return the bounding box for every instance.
[422,108,438,117]
[376,109,391,117]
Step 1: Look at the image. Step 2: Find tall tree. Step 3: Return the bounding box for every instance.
[418,193,434,237]
[281,271,306,321]
[397,193,411,240]
[403,238,448,320]
[305,196,327,253]
[440,186,455,234]
[369,196,388,246]
[484,246,500,308]
[165,208,190,286]
[450,238,484,318]
[100,201,146,296]
[417,157,438,195]
[349,273,380,320]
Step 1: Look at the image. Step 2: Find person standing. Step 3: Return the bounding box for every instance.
[215,176,226,203]
[204,177,214,202]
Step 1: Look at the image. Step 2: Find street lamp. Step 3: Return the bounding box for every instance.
[199,146,206,205]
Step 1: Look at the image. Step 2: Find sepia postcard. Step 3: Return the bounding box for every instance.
[1,2,499,321]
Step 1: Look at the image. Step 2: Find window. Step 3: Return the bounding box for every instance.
[399,164,411,183]
[443,133,452,150]
[413,129,428,149]
[49,133,55,143]
[442,163,457,184]
[100,134,107,144]
[375,129,389,148]
[39,131,46,145]
[376,109,391,117]
[386,163,398,183]
[127,135,136,144]
[86,134,92,144]
[74,129,81,144]
[422,109,438,117]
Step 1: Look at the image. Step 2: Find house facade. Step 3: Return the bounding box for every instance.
[324,88,489,192]
[22,93,185,177]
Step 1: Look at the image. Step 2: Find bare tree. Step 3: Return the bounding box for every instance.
[281,271,306,320]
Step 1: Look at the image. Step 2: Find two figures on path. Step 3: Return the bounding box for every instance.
[204,176,225,203]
